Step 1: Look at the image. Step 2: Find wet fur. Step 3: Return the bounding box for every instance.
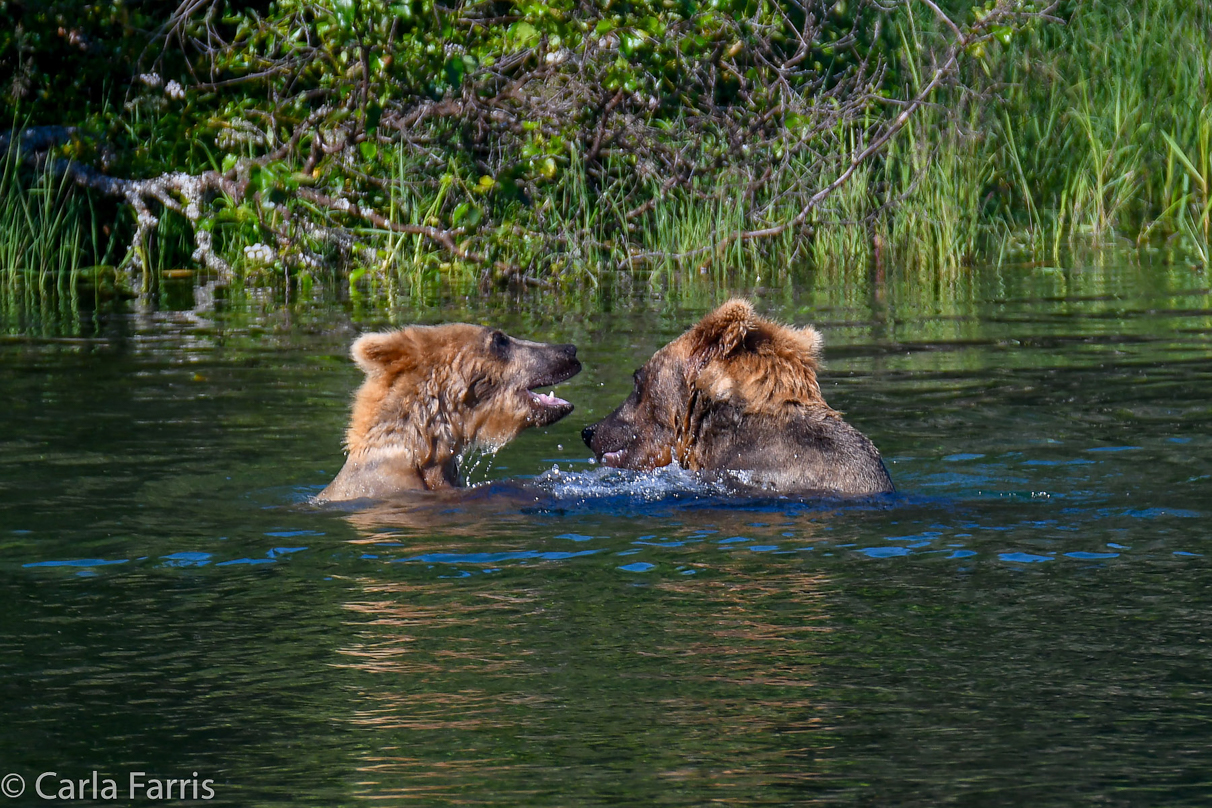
[583,300,893,495]
[318,324,579,502]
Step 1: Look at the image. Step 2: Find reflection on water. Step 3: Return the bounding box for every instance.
[339,559,832,803]
[1,260,1210,805]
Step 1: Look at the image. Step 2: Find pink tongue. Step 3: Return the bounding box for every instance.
[531,391,569,407]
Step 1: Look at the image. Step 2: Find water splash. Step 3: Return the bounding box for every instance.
[459,445,499,486]
[531,463,753,502]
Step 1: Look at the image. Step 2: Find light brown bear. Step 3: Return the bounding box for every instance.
[317,324,580,503]
[581,299,893,495]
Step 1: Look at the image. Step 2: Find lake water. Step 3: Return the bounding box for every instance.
[1,260,1209,805]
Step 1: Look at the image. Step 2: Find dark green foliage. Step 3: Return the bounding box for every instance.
[2,0,1207,300]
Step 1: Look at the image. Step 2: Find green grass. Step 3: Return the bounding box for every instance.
[985,0,1212,257]
[0,142,98,332]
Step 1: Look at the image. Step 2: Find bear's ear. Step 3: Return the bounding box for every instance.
[688,299,756,363]
[788,324,823,365]
[350,329,422,375]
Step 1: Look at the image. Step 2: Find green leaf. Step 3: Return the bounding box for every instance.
[1161,131,1208,195]
[508,21,541,49]
[365,102,382,132]
[449,201,484,228]
[331,0,357,27]
[250,164,278,193]
[444,55,467,88]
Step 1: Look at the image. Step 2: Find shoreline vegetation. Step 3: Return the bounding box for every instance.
[0,0,1210,314]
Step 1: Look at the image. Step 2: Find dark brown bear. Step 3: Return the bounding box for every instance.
[582,299,892,495]
[317,324,580,503]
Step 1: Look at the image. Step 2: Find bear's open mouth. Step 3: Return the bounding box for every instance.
[521,360,579,425]
[528,389,570,408]
[524,385,573,425]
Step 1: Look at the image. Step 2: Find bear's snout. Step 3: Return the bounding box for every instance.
[581,424,596,447]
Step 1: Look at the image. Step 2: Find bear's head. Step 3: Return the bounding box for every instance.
[345,324,580,480]
[581,299,824,470]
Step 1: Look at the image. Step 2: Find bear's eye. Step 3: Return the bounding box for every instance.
[490,331,511,356]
